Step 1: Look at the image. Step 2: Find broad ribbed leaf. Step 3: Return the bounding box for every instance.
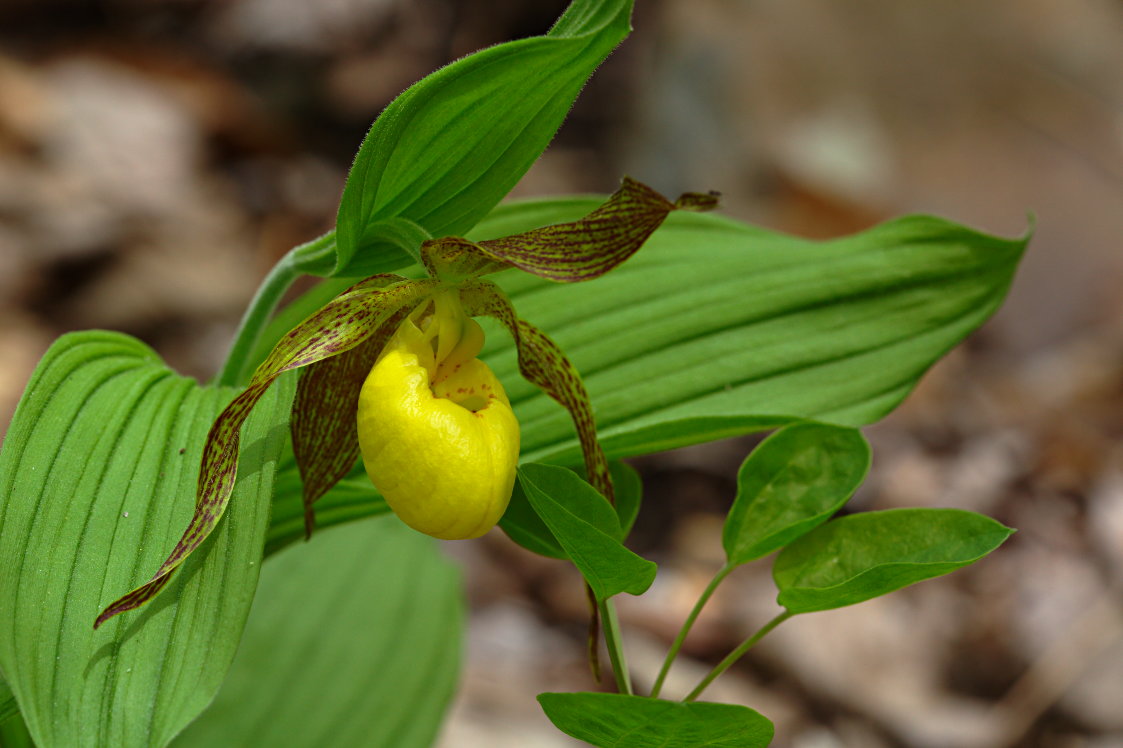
[519,464,655,600]
[174,516,461,748]
[0,331,291,747]
[723,423,870,565]
[334,0,634,276]
[773,508,1014,613]
[538,692,774,748]
[266,430,648,558]
[467,202,1028,464]
[265,449,644,562]
[264,452,389,557]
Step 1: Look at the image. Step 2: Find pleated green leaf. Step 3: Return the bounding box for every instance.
[334,0,634,276]
[173,516,461,748]
[467,201,1028,465]
[773,508,1015,613]
[264,442,645,562]
[538,692,774,748]
[264,453,389,557]
[0,331,292,747]
[723,423,870,566]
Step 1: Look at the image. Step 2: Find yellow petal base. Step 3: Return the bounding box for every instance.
[357,313,520,540]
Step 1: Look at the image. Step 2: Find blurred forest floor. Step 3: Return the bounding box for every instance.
[2,1,1122,746]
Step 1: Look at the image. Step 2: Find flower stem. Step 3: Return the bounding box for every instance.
[599,598,633,695]
[215,231,335,387]
[683,610,793,702]
[649,563,733,699]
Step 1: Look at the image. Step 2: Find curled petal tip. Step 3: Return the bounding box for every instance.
[674,190,720,211]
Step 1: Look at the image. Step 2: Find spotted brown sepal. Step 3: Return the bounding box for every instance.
[473,176,717,282]
[94,275,436,628]
[291,300,426,537]
[459,279,613,505]
[418,177,717,284]
[420,236,511,281]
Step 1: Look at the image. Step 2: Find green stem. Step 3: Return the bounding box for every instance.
[650,563,733,699]
[600,599,633,695]
[684,610,793,703]
[214,232,335,388]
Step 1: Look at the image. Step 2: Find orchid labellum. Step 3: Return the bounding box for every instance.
[357,290,520,540]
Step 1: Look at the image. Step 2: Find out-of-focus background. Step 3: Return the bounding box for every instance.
[2,1,1122,746]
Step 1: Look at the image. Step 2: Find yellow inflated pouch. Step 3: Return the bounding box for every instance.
[356,292,520,539]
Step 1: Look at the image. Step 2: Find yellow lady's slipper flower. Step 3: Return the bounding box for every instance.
[95,177,715,628]
[356,291,519,539]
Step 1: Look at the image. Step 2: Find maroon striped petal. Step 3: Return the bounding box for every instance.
[475,177,717,282]
[459,279,613,504]
[459,278,617,679]
[419,177,717,284]
[95,275,435,628]
[420,235,511,280]
[291,300,424,537]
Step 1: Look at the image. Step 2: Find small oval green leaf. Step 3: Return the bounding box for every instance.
[519,464,655,600]
[501,460,641,559]
[538,692,774,748]
[500,476,567,559]
[612,460,643,538]
[723,423,870,565]
[773,508,1015,613]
